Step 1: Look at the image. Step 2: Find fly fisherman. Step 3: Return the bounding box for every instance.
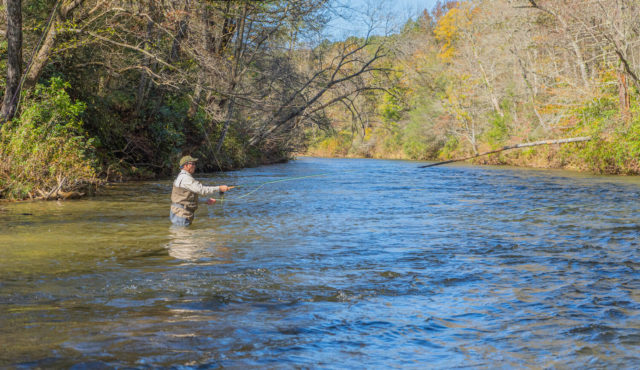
[170,155,229,226]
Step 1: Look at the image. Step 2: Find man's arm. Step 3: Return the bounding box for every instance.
[179,175,220,195]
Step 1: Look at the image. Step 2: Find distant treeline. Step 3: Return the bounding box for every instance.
[0,0,389,200]
[307,0,640,175]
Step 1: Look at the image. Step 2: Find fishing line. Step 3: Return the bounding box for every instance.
[212,168,365,203]
[220,172,331,201]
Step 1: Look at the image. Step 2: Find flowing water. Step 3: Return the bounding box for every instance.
[1,157,639,368]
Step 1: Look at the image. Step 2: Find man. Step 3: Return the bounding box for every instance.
[170,155,229,226]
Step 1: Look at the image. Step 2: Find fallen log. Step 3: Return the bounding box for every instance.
[34,176,85,200]
[419,136,592,169]
[33,190,85,201]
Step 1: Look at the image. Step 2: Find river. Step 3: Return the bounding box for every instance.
[1,157,639,367]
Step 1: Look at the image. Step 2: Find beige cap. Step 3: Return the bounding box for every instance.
[179,155,198,167]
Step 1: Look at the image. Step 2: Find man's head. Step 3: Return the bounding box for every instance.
[179,155,198,174]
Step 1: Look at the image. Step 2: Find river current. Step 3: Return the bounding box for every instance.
[1,157,639,367]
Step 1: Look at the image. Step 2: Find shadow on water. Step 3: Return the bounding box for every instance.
[1,157,639,367]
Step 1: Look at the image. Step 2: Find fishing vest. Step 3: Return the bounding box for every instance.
[170,185,198,220]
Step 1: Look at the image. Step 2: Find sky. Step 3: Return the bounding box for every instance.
[326,0,440,39]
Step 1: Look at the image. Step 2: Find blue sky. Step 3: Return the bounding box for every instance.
[388,0,440,18]
[326,0,439,39]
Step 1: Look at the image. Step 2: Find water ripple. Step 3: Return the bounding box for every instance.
[1,158,639,367]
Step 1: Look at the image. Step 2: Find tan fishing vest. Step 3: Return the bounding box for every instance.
[170,185,198,220]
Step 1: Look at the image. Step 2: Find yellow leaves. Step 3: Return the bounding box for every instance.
[433,5,473,62]
[434,8,460,61]
[364,126,373,142]
[440,71,480,127]
[446,93,472,122]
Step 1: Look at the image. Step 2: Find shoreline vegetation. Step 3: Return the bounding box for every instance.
[304,134,619,173]
[2,1,640,201]
[304,0,640,177]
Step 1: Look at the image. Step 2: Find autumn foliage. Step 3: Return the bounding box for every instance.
[307,0,640,174]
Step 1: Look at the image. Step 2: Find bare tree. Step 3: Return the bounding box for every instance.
[522,0,591,89]
[572,0,640,118]
[248,36,390,147]
[515,0,640,119]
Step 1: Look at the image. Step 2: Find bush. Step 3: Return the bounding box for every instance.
[484,113,509,147]
[402,120,445,160]
[438,136,460,159]
[564,92,634,174]
[0,78,99,199]
[306,129,353,157]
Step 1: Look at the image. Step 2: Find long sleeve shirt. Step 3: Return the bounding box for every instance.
[173,170,220,195]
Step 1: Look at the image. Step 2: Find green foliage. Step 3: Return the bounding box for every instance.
[5,0,640,196]
[149,96,189,168]
[379,122,403,155]
[402,120,443,160]
[575,119,640,175]
[561,92,640,174]
[402,124,430,159]
[484,113,509,147]
[438,136,460,160]
[402,98,445,159]
[0,38,6,89]
[577,98,618,133]
[0,78,98,199]
[379,92,405,123]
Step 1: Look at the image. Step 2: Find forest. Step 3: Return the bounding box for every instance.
[1,0,640,200]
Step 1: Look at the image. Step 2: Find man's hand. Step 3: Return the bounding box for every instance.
[218,185,229,193]
[206,198,216,205]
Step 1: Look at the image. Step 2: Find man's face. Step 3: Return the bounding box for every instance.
[184,162,196,174]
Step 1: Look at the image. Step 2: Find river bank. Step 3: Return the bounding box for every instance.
[0,77,297,202]
[305,135,640,176]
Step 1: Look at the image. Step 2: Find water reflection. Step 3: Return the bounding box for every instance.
[167,226,232,264]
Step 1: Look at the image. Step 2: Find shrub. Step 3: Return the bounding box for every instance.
[0,78,99,200]
[484,113,509,147]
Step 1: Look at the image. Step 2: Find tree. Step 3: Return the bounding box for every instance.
[22,0,87,90]
[1,0,22,122]
[515,0,640,120]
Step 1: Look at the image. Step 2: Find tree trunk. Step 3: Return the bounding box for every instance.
[215,99,235,154]
[569,36,589,88]
[1,0,23,122]
[215,3,247,154]
[135,16,155,116]
[514,50,547,129]
[22,0,85,91]
[170,11,189,62]
[618,70,631,122]
[527,1,590,88]
[22,13,59,90]
[471,42,503,117]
